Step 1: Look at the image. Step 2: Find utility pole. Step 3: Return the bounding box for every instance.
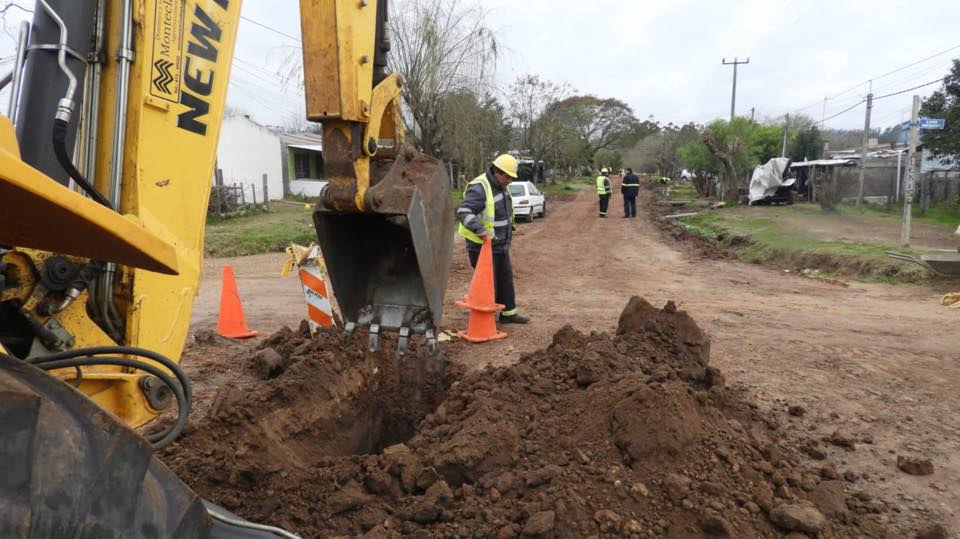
[900,95,920,247]
[722,57,750,122]
[856,89,874,207]
[781,113,790,158]
[750,107,755,122]
[820,97,828,129]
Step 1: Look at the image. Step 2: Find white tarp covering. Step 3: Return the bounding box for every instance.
[748,157,792,203]
[789,158,855,167]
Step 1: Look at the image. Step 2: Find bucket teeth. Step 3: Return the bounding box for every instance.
[397,327,410,357]
[368,324,380,353]
[425,329,437,353]
[344,321,356,337]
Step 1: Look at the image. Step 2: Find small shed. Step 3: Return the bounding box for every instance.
[280,132,326,197]
[789,158,856,205]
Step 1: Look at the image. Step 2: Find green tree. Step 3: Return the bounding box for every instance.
[594,148,623,171]
[507,74,571,162]
[625,122,700,177]
[790,127,825,162]
[678,125,719,196]
[702,118,759,201]
[548,95,651,164]
[437,90,510,177]
[747,123,784,164]
[920,58,960,165]
[678,118,789,200]
[389,0,499,156]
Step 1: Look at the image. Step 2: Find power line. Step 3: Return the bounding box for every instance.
[751,0,824,54]
[826,43,960,101]
[872,44,960,83]
[819,98,866,124]
[817,77,945,127]
[871,60,953,95]
[239,15,301,43]
[789,43,960,116]
[724,0,793,57]
[873,77,945,101]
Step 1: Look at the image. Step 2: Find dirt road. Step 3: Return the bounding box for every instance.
[190,185,958,532]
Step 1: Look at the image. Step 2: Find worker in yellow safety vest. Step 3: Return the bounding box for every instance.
[455,154,530,324]
[596,167,612,217]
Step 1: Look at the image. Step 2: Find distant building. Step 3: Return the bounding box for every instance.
[216,114,284,202]
[811,140,959,204]
[280,132,325,197]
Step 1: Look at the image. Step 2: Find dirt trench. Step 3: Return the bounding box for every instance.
[160,299,911,538]
[185,183,958,535]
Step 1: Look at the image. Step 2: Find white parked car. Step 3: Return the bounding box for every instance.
[509,181,546,222]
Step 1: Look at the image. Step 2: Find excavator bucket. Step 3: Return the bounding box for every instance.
[312,149,454,352]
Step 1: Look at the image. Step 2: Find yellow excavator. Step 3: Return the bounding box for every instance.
[0,0,451,536]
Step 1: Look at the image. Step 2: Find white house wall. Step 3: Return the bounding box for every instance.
[216,116,284,201]
[289,179,327,197]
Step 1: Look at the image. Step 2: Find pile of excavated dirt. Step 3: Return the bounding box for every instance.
[162,300,894,538]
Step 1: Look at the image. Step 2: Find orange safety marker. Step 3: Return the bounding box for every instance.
[282,243,337,334]
[298,264,335,332]
[216,265,258,339]
[455,238,507,343]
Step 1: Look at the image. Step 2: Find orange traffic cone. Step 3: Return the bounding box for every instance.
[455,238,507,343]
[217,265,258,339]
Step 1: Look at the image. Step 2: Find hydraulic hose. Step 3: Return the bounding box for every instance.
[28,346,193,449]
[51,259,103,314]
[38,0,77,123]
[30,356,188,448]
[33,345,193,403]
[41,0,109,206]
[53,118,110,206]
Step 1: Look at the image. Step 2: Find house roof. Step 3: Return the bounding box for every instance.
[280,132,324,152]
[790,159,857,168]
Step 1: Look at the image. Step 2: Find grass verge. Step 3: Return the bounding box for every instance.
[789,200,960,229]
[677,211,935,284]
[666,182,699,202]
[205,204,316,257]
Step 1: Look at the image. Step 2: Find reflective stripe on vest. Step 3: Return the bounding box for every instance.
[622,183,640,187]
[596,176,609,195]
[457,173,497,244]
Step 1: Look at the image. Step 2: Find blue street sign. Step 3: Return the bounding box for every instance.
[919,118,945,130]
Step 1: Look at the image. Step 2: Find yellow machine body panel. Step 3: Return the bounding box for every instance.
[0,0,241,427]
[0,117,178,274]
[301,0,377,122]
[114,0,240,373]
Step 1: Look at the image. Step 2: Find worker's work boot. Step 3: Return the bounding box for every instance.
[500,312,530,324]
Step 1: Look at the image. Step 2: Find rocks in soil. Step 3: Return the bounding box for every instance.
[161,298,892,537]
[700,515,734,536]
[521,511,555,537]
[788,404,806,417]
[808,480,849,518]
[827,429,856,450]
[897,455,935,476]
[251,347,286,379]
[593,509,622,534]
[769,503,827,533]
[916,523,949,539]
[328,480,372,515]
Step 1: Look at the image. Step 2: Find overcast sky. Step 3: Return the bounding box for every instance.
[2,0,959,131]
